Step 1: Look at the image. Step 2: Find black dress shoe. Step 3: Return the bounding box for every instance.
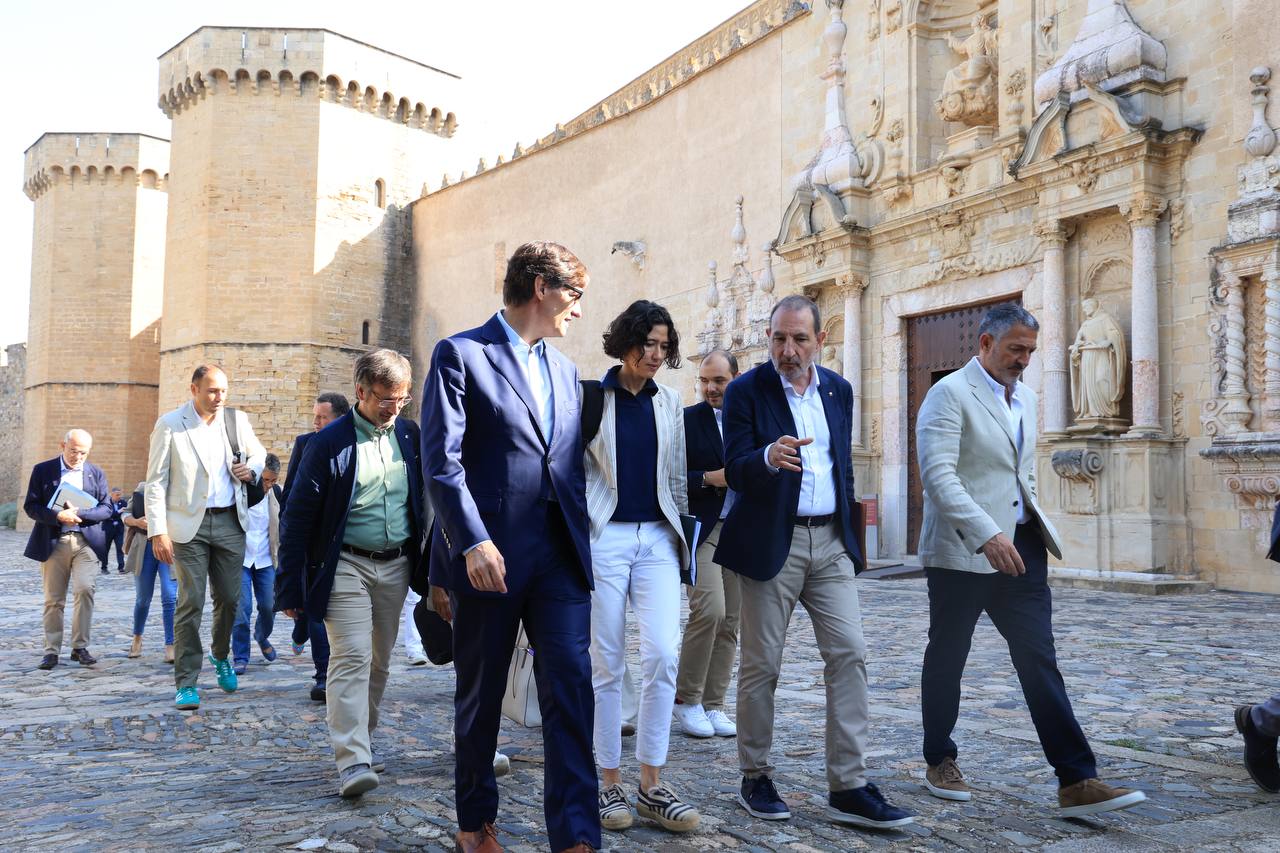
[37,654,58,670]
[1236,705,1280,793]
[310,681,327,702]
[70,648,98,666]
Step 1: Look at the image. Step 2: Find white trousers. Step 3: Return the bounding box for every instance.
[400,587,424,657]
[590,520,681,769]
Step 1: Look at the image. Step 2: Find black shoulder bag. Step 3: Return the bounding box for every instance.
[223,407,266,507]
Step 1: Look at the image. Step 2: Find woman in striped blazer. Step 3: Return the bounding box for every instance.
[584,299,697,835]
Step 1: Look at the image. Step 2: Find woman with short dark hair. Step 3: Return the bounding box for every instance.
[584,299,698,834]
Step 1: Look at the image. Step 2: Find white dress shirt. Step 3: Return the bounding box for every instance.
[242,496,272,569]
[765,364,837,516]
[58,459,85,531]
[190,411,237,508]
[972,356,1030,524]
[713,405,736,520]
[496,310,555,440]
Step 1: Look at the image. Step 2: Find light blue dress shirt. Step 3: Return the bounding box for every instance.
[764,364,837,516]
[495,310,555,441]
[971,356,1030,524]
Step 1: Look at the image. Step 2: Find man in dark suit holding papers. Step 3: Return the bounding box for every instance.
[23,428,113,670]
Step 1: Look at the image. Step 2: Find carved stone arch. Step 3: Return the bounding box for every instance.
[1083,256,1131,299]
[444,112,458,136]
[86,165,99,183]
[777,188,815,245]
[70,165,83,183]
[396,97,411,123]
[428,107,443,133]
[277,69,297,95]
[255,69,274,94]
[234,68,252,92]
[208,68,230,94]
[324,74,341,101]
[119,166,134,184]
[412,102,427,128]
[139,169,159,190]
[299,71,320,96]
[364,86,379,113]
[345,80,360,108]
[379,91,394,118]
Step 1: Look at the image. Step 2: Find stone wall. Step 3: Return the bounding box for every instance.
[0,344,26,506]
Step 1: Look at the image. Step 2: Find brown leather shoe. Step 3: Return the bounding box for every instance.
[925,757,972,801]
[1058,778,1147,817]
[454,823,501,853]
[70,648,98,666]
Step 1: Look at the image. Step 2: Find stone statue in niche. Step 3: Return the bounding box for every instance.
[822,344,844,378]
[1069,298,1129,433]
[936,12,999,127]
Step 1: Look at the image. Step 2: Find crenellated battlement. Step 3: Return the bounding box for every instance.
[23,132,171,200]
[157,27,460,136]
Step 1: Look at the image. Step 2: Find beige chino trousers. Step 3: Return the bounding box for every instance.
[41,532,99,654]
[736,520,869,791]
[324,552,410,771]
[675,520,741,710]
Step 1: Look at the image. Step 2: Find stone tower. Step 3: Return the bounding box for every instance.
[20,132,170,525]
[156,27,459,457]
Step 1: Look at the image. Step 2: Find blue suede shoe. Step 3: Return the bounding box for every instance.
[827,783,915,829]
[738,775,791,820]
[210,654,238,693]
[175,686,200,710]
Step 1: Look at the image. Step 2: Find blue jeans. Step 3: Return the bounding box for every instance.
[232,563,276,664]
[132,541,176,644]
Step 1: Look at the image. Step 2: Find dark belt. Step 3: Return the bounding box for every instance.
[342,543,407,561]
[206,505,236,515]
[794,513,834,528]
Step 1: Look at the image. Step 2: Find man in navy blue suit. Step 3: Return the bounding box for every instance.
[99,487,129,574]
[279,390,349,703]
[277,351,425,799]
[423,241,599,853]
[715,295,913,831]
[23,428,113,669]
[674,349,742,740]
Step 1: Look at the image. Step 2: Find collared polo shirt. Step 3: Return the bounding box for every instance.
[343,409,412,550]
[603,366,662,523]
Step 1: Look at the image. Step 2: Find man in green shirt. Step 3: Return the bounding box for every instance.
[277,349,427,798]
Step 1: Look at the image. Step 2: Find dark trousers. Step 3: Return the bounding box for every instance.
[102,525,125,570]
[450,506,600,851]
[287,588,330,683]
[921,523,1097,787]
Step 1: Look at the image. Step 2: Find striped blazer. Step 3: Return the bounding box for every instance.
[584,380,692,573]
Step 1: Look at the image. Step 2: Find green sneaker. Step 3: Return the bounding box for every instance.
[175,686,200,710]
[209,654,238,693]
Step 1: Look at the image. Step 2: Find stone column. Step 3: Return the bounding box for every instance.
[1036,220,1069,434]
[1120,194,1167,435]
[1219,273,1253,434]
[838,274,867,446]
[1265,268,1280,428]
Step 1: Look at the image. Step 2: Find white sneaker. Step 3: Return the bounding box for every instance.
[673,702,715,738]
[406,648,428,666]
[706,709,737,737]
[493,750,511,777]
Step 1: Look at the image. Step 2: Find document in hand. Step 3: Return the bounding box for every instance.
[679,514,702,587]
[48,481,98,512]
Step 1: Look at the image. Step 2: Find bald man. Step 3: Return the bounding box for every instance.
[24,429,114,670]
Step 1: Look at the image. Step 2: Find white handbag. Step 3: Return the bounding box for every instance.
[501,624,542,728]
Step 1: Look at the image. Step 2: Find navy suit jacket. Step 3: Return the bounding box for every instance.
[684,401,727,548]
[276,411,427,620]
[23,457,113,563]
[714,360,864,581]
[422,313,592,596]
[279,430,315,511]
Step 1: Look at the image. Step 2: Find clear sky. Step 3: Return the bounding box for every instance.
[0,0,751,350]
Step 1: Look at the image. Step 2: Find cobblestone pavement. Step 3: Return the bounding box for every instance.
[2,527,1278,852]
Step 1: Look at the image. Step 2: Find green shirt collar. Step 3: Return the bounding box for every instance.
[353,407,395,438]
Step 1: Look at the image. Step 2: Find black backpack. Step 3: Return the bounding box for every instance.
[580,379,604,444]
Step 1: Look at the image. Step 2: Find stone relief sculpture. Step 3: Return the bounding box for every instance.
[1069,298,1128,431]
[936,12,999,127]
[823,344,844,377]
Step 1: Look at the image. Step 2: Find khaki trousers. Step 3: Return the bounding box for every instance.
[41,532,99,654]
[172,510,245,690]
[675,520,741,710]
[737,520,869,791]
[324,552,410,771]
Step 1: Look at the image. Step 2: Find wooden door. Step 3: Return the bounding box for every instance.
[905,297,1021,554]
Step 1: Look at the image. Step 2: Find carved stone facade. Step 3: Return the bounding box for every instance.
[20,2,1280,593]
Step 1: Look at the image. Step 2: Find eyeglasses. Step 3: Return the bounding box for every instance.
[366,389,413,410]
[549,280,585,302]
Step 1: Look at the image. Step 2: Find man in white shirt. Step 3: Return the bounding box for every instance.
[232,453,282,674]
[915,303,1146,817]
[146,364,265,711]
[716,296,914,830]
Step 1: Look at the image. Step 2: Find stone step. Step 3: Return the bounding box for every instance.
[1048,567,1212,595]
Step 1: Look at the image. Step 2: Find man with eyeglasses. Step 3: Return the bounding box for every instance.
[423,241,599,853]
[278,348,428,799]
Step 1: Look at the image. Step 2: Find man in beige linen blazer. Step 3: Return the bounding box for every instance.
[915,303,1145,818]
[146,364,265,711]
